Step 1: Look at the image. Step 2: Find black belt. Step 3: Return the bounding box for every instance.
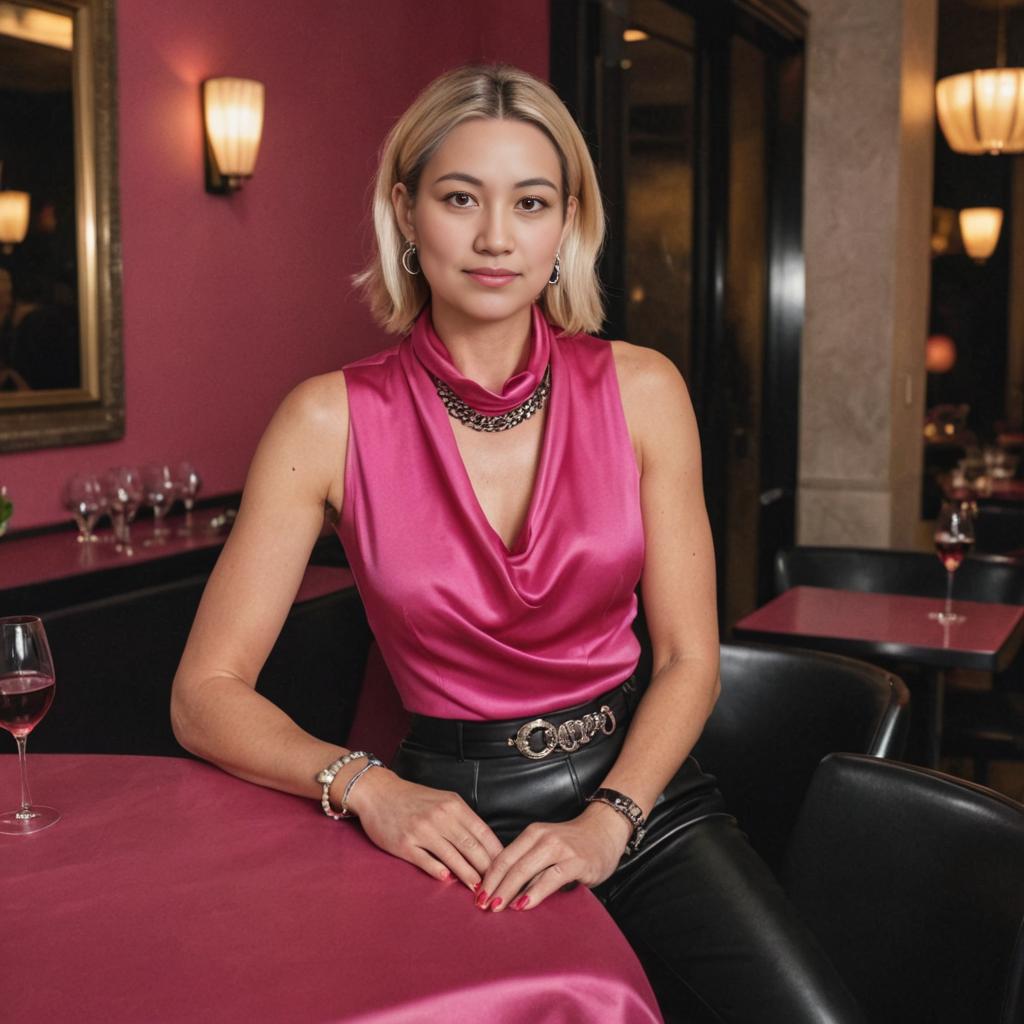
[406,676,639,761]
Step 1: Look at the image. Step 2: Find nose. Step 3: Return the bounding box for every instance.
[474,204,513,255]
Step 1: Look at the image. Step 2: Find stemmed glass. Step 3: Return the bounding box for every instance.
[103,466,143,554]
[62,474,107,543]
[142,463,177,543]
[930,501,975,625]
[174,461,202,535]
[0,616,59,835]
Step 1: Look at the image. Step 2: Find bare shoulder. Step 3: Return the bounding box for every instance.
[246,370,349,513]
[275,370,349,437]
[609,341,695,456]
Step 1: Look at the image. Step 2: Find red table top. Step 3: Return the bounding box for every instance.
[2,755,662,1024]
[734,586,1024,672]
[0,507,232,591]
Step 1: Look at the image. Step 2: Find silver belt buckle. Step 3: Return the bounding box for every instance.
[507,706,617,759]
[511,719,559,759]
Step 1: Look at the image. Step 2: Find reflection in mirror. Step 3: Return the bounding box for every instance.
[0,4,79,393]
[0,0,122,452]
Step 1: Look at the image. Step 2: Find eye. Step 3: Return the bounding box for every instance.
[517,196,548,213]
[443,191,476,208]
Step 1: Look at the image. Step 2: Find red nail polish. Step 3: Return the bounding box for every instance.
[439,868,451,881]
[489,897,503,911]
[475,889,490,908]
[471,882,481,893]
[511,893,529,911]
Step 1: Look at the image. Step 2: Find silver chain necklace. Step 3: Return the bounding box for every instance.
[430,364,551,432]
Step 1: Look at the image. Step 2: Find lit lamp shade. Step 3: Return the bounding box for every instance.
[0,190,30,249]
[959,207,1004,262]
[936,69,1024,155]
[925,334,957,375]
[202,77,265,191]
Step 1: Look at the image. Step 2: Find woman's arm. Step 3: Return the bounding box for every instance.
[171,371,502,885]
[171,371,356,795]
[479,343,719,911]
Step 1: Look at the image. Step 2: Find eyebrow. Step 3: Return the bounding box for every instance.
[432,172,559,191]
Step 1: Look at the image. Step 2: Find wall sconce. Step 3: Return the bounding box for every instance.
[959,207,1003,262]
[202,77,265,194]
[0,190,29,254]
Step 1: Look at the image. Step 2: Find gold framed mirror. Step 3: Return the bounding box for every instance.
[0,0,122,452]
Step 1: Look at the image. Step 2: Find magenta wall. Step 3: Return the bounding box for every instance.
[3,0,549,530]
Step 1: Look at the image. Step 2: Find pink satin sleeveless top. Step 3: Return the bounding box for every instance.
[338,304,645,720]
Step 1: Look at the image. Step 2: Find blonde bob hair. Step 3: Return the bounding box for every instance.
[353,63,605,336]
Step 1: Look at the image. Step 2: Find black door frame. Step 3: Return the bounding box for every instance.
[550,0,806,620]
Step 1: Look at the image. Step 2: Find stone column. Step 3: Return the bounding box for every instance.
[798,0,937,548]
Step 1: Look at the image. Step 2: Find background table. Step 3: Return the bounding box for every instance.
[2,756,662,1024]
[733,585,1024,765]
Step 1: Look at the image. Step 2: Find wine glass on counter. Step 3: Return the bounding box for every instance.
[103,466,143,554]
[0,616,59,835]
[931,500,975,625]
[62,474,107,543]
[174,461,202,535]
[142,463,178,543]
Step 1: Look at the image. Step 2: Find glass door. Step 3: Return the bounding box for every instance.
[551,0,805,629]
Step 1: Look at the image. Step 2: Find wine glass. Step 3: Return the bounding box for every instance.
[0,616,59,835]
[142,463,177,542]
[931,501,975,625]
[62,473,107,543]
[102,466,143,554]
[173,461,202,535]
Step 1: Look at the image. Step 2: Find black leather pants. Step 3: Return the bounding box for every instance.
[393,683,865,1024]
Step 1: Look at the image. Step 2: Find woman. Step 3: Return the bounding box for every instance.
[172,64,863,1023]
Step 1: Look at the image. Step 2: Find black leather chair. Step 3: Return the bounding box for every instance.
[774,545,1024,605]
[774,545,1024,783]
[690,644,909,877]
[784,754,1024,1024]
[36,575,372,755]
[975,504,1024,556]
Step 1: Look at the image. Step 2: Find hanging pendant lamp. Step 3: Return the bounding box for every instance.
[936,5,1024,155]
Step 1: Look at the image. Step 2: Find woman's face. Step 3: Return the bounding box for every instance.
[393,117,576,330]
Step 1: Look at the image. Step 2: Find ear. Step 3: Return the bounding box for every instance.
[391,182,415,243]
[559,195,579,249]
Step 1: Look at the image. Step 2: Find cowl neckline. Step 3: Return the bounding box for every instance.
[409,304,551,416]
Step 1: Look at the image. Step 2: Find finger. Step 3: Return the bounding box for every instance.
[443,823,496,878]
[485,837,567,912]
[429,841,485,891]
[406,846,456,883]
[478,829,542,905]
[508,862,579,912]
[467,818,505,861]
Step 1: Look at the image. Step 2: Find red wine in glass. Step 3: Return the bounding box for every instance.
[0,672,56,737]
[935,533,973,573]
[0,617,60,835]
[931,502,975,625]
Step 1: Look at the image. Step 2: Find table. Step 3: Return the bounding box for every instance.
[1,756,662,1024]
[0,506,346,616]
[733,586,1024,766]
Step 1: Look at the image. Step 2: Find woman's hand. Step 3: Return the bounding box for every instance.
[475,802,633,912]
[347,768,504,890]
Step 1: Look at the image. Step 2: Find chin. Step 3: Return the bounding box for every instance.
[438,285,537,323]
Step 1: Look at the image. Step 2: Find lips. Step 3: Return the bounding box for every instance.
[464,267,520,287]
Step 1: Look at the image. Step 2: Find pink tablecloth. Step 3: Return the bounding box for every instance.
[1,755,662,1024]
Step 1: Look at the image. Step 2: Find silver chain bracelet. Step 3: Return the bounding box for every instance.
[315,750,384,820]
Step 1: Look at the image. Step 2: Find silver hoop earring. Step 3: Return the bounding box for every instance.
[548,253,561,286]
[401,241,420,276]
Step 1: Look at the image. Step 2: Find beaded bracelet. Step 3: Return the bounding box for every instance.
[315,751,384,820]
